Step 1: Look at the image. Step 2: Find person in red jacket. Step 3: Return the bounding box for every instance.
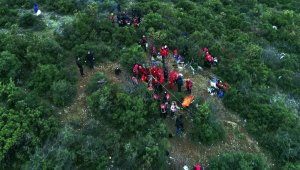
[154,93,159,101]
[159,74,164,85]
[163,91,170,104]
[160,47,167,58]
[186,78,193,94]
[141,74,148,82]
[194,165,201,170]
[206,53,213,63]
[204,47,209,53]
[164,45,170,55]
[148,82,153,90]
[169,71,175,89]
[151,65,158,77]
[204,53,214,68]
[216,80,228,91]
[109,13,116,23]
[133,64,139,77]
[152,46,157,57]
[137,65,144,78]
[160,102,167,118]
[160,46,167,66]
[153,78,159,92]
[169,71,178,90]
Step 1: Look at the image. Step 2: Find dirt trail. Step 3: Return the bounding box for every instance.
[162,57,272,169]
[61,62,122,125]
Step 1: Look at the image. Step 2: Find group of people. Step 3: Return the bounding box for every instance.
[75,51,95,76]
[208,78,228,97]
[132,63,193,95]
[203,47,218,68]
[109,11,141,27]
[132,57,193,135]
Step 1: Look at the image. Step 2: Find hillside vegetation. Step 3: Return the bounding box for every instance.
[0,0,299,169]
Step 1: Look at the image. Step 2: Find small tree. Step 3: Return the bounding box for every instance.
[0,51,21,82]
[18,12,45,30]
[120,44,146,71]
[191,102,225,144]
[29,64,60,94]
[50,80,76,107]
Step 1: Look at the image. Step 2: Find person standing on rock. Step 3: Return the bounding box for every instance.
[86,51,95,69]
[76,56,84,77]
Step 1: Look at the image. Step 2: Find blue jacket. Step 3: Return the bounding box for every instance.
[34,3,38,13]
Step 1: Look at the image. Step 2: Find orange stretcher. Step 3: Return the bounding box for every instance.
[182,95,194,108]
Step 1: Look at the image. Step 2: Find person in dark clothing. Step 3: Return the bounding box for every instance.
[176,74,183,92]
[139,35,147,52]
[163,66,169,81]
[86,51,94,69]
[175,115,184,135]
[158,84,163,93]
[163,91,170,104]
[76,56,84,76]
[119,11,131,27]
[153,79,160,93]
[117,4,121,16]
[132,15,140,28]
[115,67,121,75]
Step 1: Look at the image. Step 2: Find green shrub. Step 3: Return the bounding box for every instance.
[112,26,138,47]
[120,44,146,71]
[29,64,60,94]
[209,152,268,170]
[87,85,112,118]
[0,51,22,82]
[85,73,107,95]
[25,35,64,66]
[56,0,77,14]
[18,12,45,30]
[50,80,76,107]
[282,162,300,170]
[0,7,18,27]
[191,103,225,144]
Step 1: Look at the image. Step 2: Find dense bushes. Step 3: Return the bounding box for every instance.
[191,103,225,144]
[18,12,45,30]
[69,74,169,169]
[0,80,57,169]
[0,0,299,169]
[50,80,76,107]
[0,6,18,27]
[208,152,268,170]
[0,51,22,81]
[120,44,146,71]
